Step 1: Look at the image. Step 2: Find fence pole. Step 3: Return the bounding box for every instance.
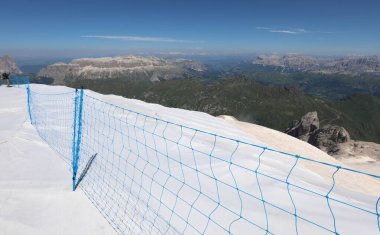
[26,85,33,123]
[71,89,79,191]
[72,87,84,191]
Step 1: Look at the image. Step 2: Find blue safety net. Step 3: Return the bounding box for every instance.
[26,85,380,235]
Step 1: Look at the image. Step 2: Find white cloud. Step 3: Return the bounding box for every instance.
[256,27,307,34]
[256,27,272,30]
[81,35,202,43]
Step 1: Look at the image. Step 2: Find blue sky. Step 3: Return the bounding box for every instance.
[1,0,379,59]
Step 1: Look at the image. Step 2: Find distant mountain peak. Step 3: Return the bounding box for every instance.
[0,55,22,74]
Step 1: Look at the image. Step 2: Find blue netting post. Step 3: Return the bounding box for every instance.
[72,87,84,191]
[26,85,33,123]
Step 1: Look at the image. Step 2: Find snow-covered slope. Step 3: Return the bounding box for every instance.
[0,86,116,235]
[1,84,379,235]
[219,115,380,191]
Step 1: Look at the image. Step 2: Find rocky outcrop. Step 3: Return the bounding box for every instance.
[286,112,380,161]
[285,111,319,141]
[38,55,206,84]
[308,125,350,154]
[0,55,22,74]
[253,54,380,75]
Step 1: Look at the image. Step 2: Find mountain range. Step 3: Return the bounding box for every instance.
[37,55,206,84]
[253,54,380,75]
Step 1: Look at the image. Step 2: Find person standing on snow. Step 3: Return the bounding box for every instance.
[1,72,11,87]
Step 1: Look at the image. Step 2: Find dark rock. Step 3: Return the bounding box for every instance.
[309,125,350,154]
[285,111,319,141]
[285,112,351,156]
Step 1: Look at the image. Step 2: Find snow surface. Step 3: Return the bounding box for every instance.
[218,115,380,195]
[0,86,117,235]
[0,84,379,235]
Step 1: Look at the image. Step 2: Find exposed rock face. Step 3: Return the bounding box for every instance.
[0,55,22,74]
[253,54,380,75]
[286,112,380,161]
[38,55,206,84]
[285,111,319,141]
[308,125,351,154]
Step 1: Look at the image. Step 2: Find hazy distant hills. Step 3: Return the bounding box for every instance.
[253,54,380,75]
[36,54,380,85]
[0,55,21,74]
[38,55,206,84]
